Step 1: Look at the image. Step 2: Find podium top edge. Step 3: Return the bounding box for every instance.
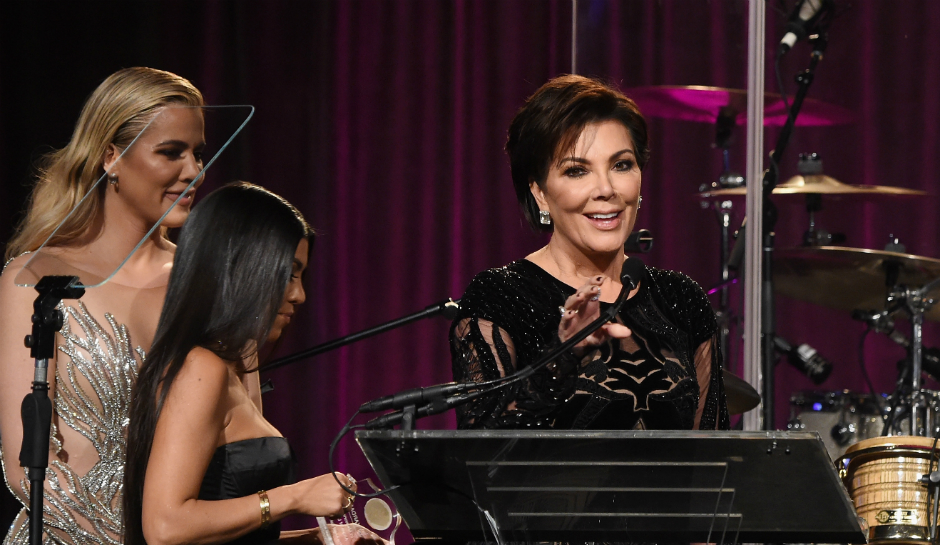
[354,429,822,441]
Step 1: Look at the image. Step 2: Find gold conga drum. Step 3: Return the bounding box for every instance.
[838,436,939,544]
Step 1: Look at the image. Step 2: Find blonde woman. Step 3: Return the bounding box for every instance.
[0,67,206,545]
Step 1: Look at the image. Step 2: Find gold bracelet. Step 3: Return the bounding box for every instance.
[257,490,271,528]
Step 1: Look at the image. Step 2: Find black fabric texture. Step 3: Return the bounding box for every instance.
[450,259,729,431]
[198,436,296,545]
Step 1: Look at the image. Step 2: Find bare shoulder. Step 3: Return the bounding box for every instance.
[179,346,231,383]
[0,255,41,342]
[166,347,232,406]
[0,254,35,291]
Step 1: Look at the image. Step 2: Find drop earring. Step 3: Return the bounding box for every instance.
[637,195,642,210]
[108,174,119,189]
[539,210,551,225]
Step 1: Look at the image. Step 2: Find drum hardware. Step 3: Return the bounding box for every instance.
[698,171,929,200]
[696,107,746,373]
[792,153,848,247]
[919,467,940,542]
[790,390,884,459]
[887,276,940,436]
[774,245,940,323]
[722,369,761,415]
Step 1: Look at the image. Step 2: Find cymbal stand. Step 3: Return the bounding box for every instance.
[702,107,744,368]
[797,154,845,247]
[888,275,940,436]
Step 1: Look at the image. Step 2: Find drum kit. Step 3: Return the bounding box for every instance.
[629,84,940,544]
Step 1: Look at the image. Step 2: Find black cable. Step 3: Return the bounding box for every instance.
[926,431,940,540]
[328,410,403,499]
[857,326,886,418]
[775,51,795,130]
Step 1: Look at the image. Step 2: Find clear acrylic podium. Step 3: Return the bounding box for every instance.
[355,430,866,544]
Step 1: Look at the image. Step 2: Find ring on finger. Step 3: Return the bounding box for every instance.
[344,496,354,510]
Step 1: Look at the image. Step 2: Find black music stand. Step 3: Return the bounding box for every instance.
[355,430,866,544]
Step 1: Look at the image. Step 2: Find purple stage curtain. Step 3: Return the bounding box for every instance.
[3,0,940,534]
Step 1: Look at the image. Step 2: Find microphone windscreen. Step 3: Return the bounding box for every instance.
[621,257,645,290]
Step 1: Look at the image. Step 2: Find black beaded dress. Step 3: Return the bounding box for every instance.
[450,259,729,431]
[198,436,295,545]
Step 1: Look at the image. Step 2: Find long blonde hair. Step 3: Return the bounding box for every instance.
[5,67,204,260]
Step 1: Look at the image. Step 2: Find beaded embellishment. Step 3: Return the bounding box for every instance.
[1,301,143,545]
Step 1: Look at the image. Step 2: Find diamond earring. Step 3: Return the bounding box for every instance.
[539,210,551,225]
[637,195,642,210]
[108,174,119,187]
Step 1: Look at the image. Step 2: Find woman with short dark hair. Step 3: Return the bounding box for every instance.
[450,74,728,431]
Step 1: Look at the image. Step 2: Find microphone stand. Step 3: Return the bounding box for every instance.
[757,30,828,430]
[262,298,459,373]
[19,276,85,545]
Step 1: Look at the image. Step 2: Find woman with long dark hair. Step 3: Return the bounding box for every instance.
[123,182,371,545]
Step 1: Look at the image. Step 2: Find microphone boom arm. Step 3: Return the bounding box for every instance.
[263,298,459,372]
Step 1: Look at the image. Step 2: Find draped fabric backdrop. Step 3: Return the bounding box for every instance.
[2,0,940,535]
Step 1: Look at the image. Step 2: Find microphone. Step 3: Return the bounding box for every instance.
[363,390,489,429]
[620,256,645,290]
[774,335,833,384]
[624,229,653,254]
[779,0,832,55]
[359,382,475,413]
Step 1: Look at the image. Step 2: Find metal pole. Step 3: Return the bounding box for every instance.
[743,0,766,432]
[571,0,578,74]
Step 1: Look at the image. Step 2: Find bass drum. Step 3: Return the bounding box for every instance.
[788,390,884,459]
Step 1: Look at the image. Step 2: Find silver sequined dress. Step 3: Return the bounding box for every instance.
[1,301,142,545]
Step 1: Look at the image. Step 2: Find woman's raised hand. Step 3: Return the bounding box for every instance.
[558,275,632,356]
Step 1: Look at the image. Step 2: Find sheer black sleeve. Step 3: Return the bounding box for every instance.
[646,269,730,430]
[449,265,579,429]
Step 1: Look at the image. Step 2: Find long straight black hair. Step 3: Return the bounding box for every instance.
[122,181,314,545]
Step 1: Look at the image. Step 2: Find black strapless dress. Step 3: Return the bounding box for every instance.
[198,436,296,545]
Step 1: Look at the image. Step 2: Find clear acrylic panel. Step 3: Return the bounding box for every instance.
[573,0,761,424]
[13,104,253,289]
[354,429,864,543]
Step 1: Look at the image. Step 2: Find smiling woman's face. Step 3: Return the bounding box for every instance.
[105,106,207,229]
[530,120,641,260]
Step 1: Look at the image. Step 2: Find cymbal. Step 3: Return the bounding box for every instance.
[699,174,928,199]
[723,370,760,415]
[774,246,940,321]
[625,85,854,126]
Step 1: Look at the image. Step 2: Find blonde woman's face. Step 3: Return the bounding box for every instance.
[105,106,206,229]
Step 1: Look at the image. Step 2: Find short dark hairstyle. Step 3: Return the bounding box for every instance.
[506,74,651,232]
[122,181,314,545]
